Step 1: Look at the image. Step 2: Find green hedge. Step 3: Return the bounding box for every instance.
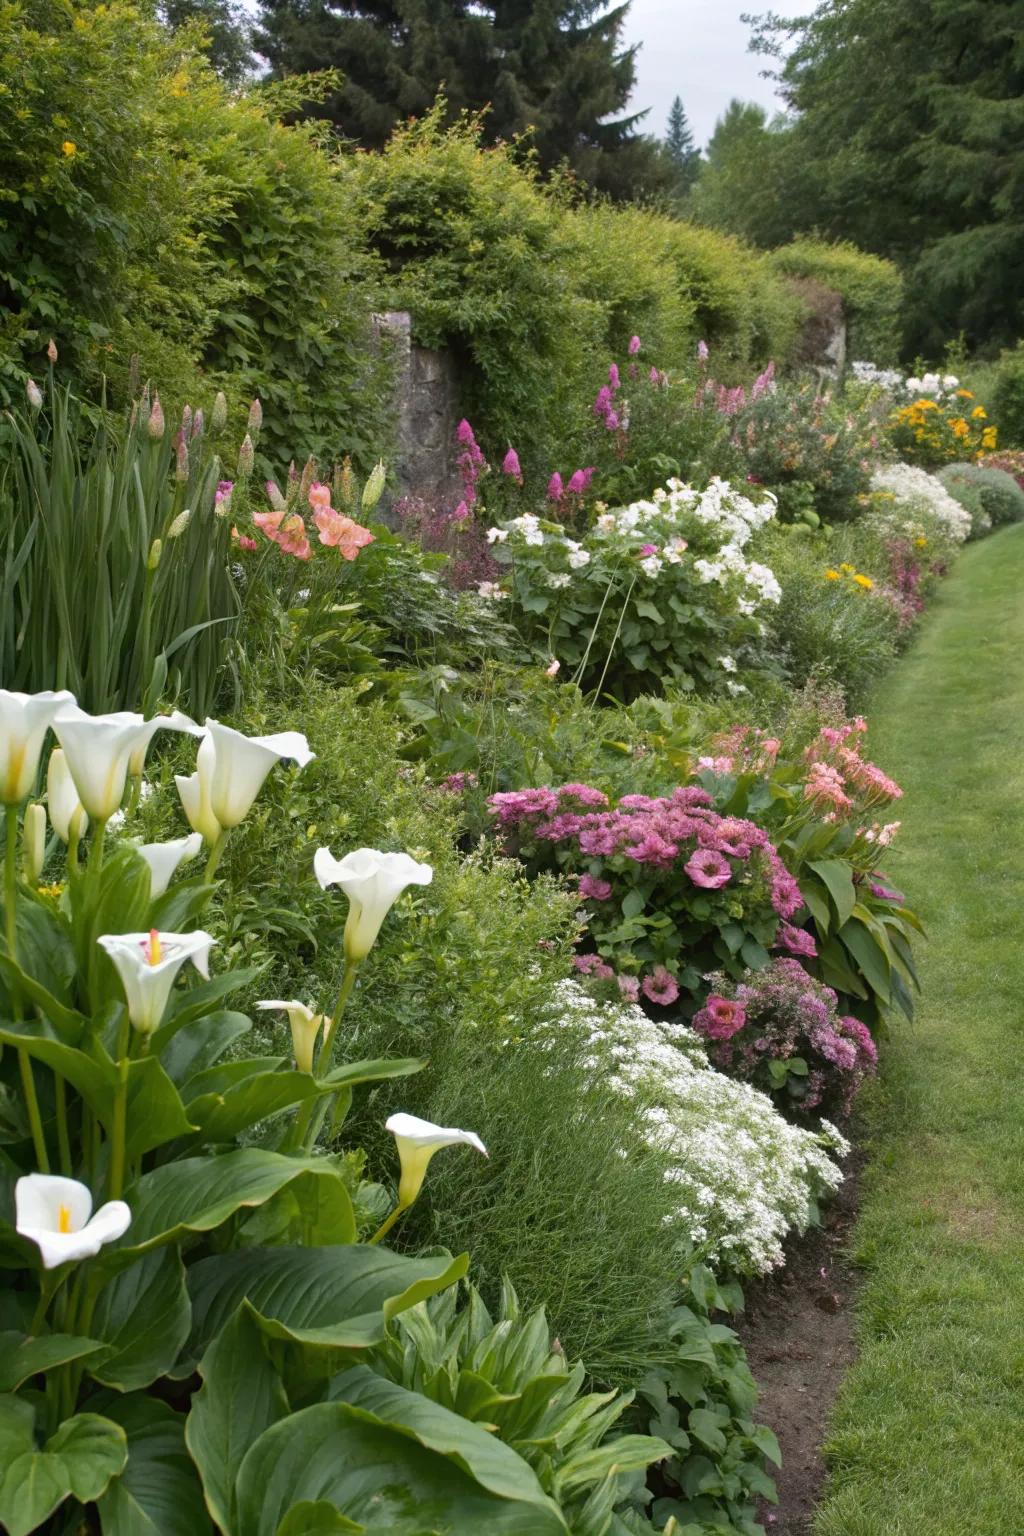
[768,238,904,364]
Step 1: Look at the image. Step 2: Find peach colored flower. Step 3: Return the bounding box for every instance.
[277,514,311,560]
[313,507,374,561]
[307,482,332,511]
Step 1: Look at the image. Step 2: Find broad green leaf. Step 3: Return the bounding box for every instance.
[97,1150,352,1275]
[0,1396,127,1536]
[91,1247,191,1390]
[187,1245,469,1356]
[799,877,832,934]
[160,1011,252,1089]
[235,1399,569,1536]
[552,1434,672,1495]
[333,1365,572,1509]
[838,916,892,1003]
[687,1407,728,1456]
[0,1331,107,1391]
[97,1393,210,1536]
[186,1305,289,1536]
[807,859,857,929]
[152,968,264,1051]
[276,1503,363,1534]
[123,1056,197,1159]
[184,1064,324,1143]
[239,1167,357,1248]
[817,937,868,999]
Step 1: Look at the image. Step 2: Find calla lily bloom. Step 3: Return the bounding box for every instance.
[313,846,433,961]
[54,708,199,823]
[97,929,215,1035]
[15,1174,130,1269]
[135,833,203,898]
[201,720,314,831]
[47,748,88,843]
[0,690,75,805]
[385,1113,487,1209]
[175,734,222,846]
[257,999,324,1074]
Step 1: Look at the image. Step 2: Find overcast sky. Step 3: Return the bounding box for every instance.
[621,0,819,149]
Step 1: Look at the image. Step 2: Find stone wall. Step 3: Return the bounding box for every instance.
[373,311,461,502]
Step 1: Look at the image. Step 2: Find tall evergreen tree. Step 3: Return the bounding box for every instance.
[254,0,666,196]
[664,94,700,194]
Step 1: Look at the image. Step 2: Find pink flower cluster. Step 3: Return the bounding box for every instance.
[548,467,596,504]
[697,725,781,778]
[694,957,877,1117]
[455,418,488,520]
[805,721,902,809]
[249,480,375,563]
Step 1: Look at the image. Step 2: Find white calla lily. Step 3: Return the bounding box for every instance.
[203,719,315,830]
[15,1173,131,1269]
[175,734,222,846]
[256,999,324,1074]
[313,846,433,961]
[47,747,88,843]
[135,833,203,898]
[0,690,75,805]
[54,707,200,823]
[385,1112,487,1209]
[22,803,46,882]
[127,709,202,778]
[97,929,215,1035]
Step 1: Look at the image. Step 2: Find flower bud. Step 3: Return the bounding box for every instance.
[298,455,317,502]
[334,456,353,511]
[22,803,46,883]
[181,404,193,436]
[148,394,165,440]
[147,539,162,571]
[26,378,43,410]
[361,459,386,513]
[266,480,287,511]
[167,508,191,538]
[190,407,204,440]
[237,434,254,478]
[47,339,58,364]
[211,391,228,433]
[175,438,189,482]
[247,397,262,433]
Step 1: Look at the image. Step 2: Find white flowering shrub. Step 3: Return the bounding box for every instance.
[869,462,973,547]
[540,980,847,1274]
[485,479,780,698]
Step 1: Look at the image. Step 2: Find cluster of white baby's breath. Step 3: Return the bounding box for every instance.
[540,979,847,1274]
[869,462,973,545]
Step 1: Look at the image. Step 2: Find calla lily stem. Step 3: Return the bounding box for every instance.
[368,1200,408,1246]
[204,831,228,883]
[108,1011,131,1201]
[295,960,360,1151]
[5,804,49,1171]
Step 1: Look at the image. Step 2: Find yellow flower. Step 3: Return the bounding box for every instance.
[915,536,927,548]
[971,406,987,420]
[982,427,998,449]
[824,569,841,581]
[956,389,974,399]
[950,417,969,439]
[839,563,855,574]
[853,573,874,590]
[62,140,77,157]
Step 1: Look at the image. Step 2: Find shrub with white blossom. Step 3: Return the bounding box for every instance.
[538,979,848,1273]
[484,479,781,698]
[868,461,973,547]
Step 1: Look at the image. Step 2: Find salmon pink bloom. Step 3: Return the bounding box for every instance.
[307,482,332,511]
[277,514,311,559]
[314,507,375,560]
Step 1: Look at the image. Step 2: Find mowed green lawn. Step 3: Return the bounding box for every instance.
[815,523,1024,1534]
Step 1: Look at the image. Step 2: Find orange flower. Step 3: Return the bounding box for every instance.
[313,507,375,560]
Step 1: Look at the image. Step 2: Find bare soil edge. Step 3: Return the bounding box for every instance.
[735,1147,866,1535]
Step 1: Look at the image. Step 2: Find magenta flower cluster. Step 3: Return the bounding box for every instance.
[489,781,803,1006]
[694,958,878,1118]
[454,418,488,520]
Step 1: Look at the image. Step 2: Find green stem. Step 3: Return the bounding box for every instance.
[108,1011,131,1201]
[6,805,49,1170]
[83,817,108,1008]
[54,1074,72,1176]
[204,831,228,883]
[368,1201,407,1247]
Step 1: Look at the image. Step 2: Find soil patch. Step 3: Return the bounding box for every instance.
[737,1148,865,1535]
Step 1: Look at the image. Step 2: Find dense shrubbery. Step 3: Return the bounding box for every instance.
[767,240,904,363]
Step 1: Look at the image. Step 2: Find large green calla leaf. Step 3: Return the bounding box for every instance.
[187,1245,469,1357]
[238,1168,357,1248]
[186,1304,290,1536]
[275,1503,364,1533]
[151,968,265,1052]
[160,1011,252,1088]
[96,1150,354,1276]
[97,1393,211,1536]
[183,1057,427,1144]
[0,1331,108,1391]
[234,1398,569,1536]
[0,1395,127,1536]
[807,859,857,929]
[90,1247,191,1391]
[838,915,892,1003]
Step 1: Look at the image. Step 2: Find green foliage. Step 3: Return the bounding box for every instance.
[768,239,904,364]
[688,99,799,252]
[0,379,237,715]
[368,1277,673,1534]
[254,0,668,200]
[938,461,1024,529]
[0,2,390,466]
[731,379,876,524]
[755,525,901,706]
[988,341,1024,449]
[636,1265,780,1533]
